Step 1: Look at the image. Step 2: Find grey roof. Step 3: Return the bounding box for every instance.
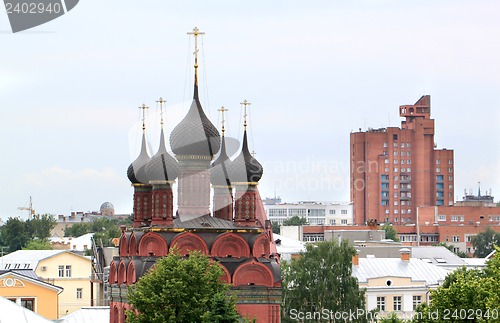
[0,250,65,270]
[353,258,450,285]
[411,246,467,267]
[463,258,487,267]
[0,269,41,280]
[0,296,53,323]
[172,214,255,229]
[54,306,109,323]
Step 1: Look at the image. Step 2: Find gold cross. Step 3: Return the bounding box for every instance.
[156,97,166,126]
[218,106,228,133]
[240,99,251,129]
[138,103,149,131]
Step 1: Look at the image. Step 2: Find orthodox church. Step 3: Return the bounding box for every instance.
[108,28,282,323]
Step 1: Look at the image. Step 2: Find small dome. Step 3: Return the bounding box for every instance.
[127,133,151,184]
[210,135,232,186]
[169,99,220,157]
[100,202,115,216]
[145,128,179,182]
[228,130,263,183]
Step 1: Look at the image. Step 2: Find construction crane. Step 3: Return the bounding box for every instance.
[18,196,35,220]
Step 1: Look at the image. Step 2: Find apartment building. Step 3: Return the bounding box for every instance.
[350,95,454,225]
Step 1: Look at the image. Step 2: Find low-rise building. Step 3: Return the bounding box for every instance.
[0,250,92,317]
[264,201,353,226]
[0,269,63,320]
[353,249,450,319]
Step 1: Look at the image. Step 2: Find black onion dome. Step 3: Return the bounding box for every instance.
[145,128,179,182]
[169,99,221,157]
[127,133,151,184]
[228,130,263,183]
[210,135,232,186]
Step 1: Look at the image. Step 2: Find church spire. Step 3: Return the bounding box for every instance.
[188,27,205,102]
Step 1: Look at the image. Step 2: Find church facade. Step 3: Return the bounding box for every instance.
[108,28,281,323]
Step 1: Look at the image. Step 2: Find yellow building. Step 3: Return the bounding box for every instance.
[0,270,63,320]
[0,250,92,318]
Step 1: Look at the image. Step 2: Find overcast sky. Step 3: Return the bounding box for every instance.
[1,0,499,220]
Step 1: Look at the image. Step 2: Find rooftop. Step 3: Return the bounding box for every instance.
[353,257,450,285]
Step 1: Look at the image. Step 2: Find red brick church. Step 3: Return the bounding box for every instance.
[108,28,282,323]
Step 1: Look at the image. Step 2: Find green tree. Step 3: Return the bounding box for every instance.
[23,239,53,250]
[64,217,121,247]
[282,240,366,323]
[0,217,30,252]
[471,227,500,257]
[26,214,56,240]
[412,247,500,323]
[382,223,399,242]
[271,221,280,234]
[64,222,91,237]
[282,216,308,226]
[379,312,406,323]
[126,250,242,323]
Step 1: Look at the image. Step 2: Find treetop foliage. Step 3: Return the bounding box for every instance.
[0,214,56,252]
[412,246,500,323]
[471,227,500,258]
[282,240,366,323]
[126,249,242,323]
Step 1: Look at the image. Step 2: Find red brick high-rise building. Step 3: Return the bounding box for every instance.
[350,95,454,225]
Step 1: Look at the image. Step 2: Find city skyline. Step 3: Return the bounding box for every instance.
[1,0,499,219]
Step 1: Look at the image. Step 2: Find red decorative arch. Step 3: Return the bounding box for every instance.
[233,261,274,287]
[252,234,271,258]
[127,261,137,285]
[218,263,232,284]
[117,260,128,285]
[137,232,168,257]
[109,261,118,284]
[119,234,129,257]
[128,233,138,256]
[170,232,209,256]
[211,233,250,258]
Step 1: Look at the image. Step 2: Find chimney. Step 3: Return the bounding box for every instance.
[400,248,411,262]
[352,249,360,266]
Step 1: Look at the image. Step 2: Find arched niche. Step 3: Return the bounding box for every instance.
[119,233,129,257]
[170,232,209,256]
[137,232,168,257]
[109,260,118,284]
[252,234,271,258]
[211,233,250,258]
[128,233,138,256]
[126,261,137,285]
[233,261,274,287]
[117,259,129,285]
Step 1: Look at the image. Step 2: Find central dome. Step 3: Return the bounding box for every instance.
[169,99,220,157]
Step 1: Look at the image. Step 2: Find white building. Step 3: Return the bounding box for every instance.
[352,249,450,319]
[264,201,353,225]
